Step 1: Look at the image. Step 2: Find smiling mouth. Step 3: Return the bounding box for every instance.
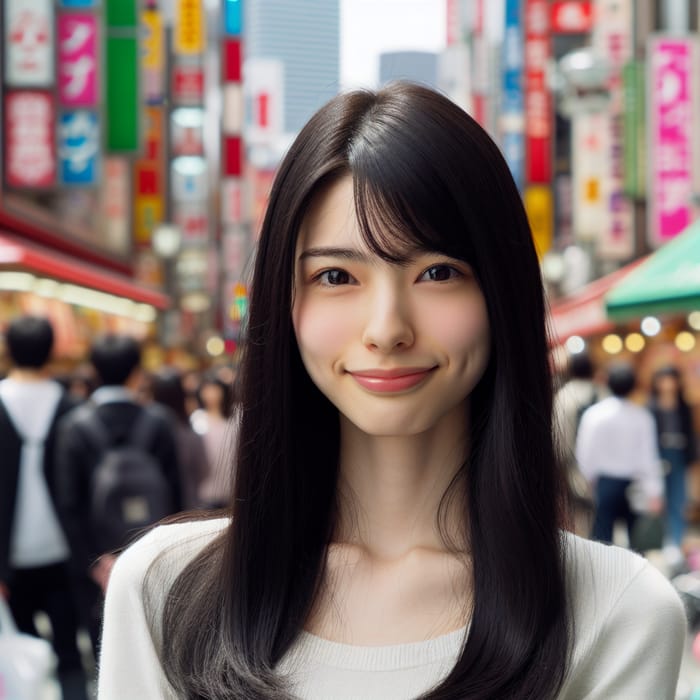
[348,367,437,393]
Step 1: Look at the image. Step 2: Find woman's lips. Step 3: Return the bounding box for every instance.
[348,367,436,393]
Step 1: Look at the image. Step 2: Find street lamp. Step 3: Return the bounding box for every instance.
[152,223,183,347]
[152,223,182,260]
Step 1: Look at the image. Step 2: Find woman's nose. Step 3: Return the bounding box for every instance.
[361,288,415,352]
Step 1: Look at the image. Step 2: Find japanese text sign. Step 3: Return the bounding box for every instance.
[5,0,55,86]
[648,36,700,246]
[58,110,99,185]
[4,91,56,188]
[58,14,98,106]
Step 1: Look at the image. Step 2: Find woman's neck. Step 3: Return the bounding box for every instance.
[334,415,469,561]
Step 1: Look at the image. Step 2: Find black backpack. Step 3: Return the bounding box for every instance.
[84,408,173,553]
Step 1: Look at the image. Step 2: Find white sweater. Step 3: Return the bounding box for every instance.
[98,518,686,699]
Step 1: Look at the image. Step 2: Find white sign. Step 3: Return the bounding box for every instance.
[5,0,55,86]
[244,58,284,145]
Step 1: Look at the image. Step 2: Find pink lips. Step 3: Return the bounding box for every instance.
[348,367,436,393]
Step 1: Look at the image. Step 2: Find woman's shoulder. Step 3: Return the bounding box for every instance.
[110,516,229,594]
[562,532,685,625]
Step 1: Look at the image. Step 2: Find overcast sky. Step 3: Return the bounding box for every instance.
[340,0,447,88]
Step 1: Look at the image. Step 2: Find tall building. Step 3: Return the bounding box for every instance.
[245,0,340,135]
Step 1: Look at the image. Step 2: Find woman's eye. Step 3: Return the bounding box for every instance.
[317,269,352,286]
[419,265,462,282]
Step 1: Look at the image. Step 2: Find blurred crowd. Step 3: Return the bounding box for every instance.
[0,315,239,699]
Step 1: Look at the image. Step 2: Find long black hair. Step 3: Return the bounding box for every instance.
[154,82,571,699]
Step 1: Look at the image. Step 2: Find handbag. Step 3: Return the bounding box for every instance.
[629,513,665,553]
[0,595,58,700]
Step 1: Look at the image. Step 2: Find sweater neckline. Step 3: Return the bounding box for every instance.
[287,626,468,671]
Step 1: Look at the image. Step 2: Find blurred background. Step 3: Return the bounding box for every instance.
[0,0,699,404]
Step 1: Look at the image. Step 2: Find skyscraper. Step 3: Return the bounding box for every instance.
[245,0,340,135]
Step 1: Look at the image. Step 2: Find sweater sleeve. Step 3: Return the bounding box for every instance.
[98,519,227,699]
[97,526,178,700]
[565,561,686,700]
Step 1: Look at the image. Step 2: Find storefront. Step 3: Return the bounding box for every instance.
[0,232,169,367]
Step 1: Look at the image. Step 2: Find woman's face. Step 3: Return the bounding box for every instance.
[291,176,491,438]
[200,381,224,411]
[656,373,679,396]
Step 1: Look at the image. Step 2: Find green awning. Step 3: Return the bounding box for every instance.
[605,219,700,321]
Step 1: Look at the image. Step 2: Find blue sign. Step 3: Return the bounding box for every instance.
[502,0,524,191]
[59,111,100,186]
[59,0,98,6]
[224,0,243,36]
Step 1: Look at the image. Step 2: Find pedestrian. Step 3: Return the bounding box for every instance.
[553,350,600,532]
[576,361,665,550]
[98,82,685,699]
[0,315,88,700]
[190,372,237,509]
[55,333,182,656]
[151,367,210,510]
[649,365,697,563]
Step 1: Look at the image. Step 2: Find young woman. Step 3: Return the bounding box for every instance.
[190,373,237,508]
[649,365,697,552]
[97,83,686,699]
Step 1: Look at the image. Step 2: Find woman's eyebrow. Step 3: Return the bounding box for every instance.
[298,246,371,262]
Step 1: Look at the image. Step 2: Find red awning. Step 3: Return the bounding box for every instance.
[548,257,646,344]
[0,233,170,309]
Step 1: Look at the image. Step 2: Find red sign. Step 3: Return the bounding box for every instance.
[223,39,242,82]
[172,64,204,105]
[551,1,593,34]
[524,0,552,184]
[4,91,56,188]
[223,136,243,176]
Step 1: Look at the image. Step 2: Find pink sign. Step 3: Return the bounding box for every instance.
[58,13,98,106]
[648,37,699,246]
[4,91,56,188]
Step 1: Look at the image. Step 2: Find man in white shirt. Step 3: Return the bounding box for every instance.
[576,362,664,546]
[0,315,87,700]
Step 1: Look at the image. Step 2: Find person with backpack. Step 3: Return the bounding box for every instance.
[0,315,88,700]
[55,333,182,655]
[553,350,601,533]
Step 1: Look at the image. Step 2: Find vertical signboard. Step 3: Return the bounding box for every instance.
[101,157,131,254]
[105,0,139,152]
[524,0,552,184]
[4,0,55,86]
[647,36,700,247]
[58,110,99,185]
[57,13,98,106]
[593,0,634,259]
[174,0,206,55]
[4,91,56,188]
[572,111,609,241]
[622,60,646,198]
[501,0,524,191]
[142,8,165,104]
[134,107,165,246]
[524,185,553,257]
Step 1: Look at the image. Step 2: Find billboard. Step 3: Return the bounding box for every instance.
[58,110,100,185]
[58,13,98,106]
[647,36,700,247]
[4,0,55,86]
[4,91,56,188]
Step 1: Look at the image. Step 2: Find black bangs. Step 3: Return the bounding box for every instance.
[347,118,478,268]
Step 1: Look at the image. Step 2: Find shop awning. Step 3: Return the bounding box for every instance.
[0,233,170,310]
[548,258,645,343]
[605,220,700,322]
